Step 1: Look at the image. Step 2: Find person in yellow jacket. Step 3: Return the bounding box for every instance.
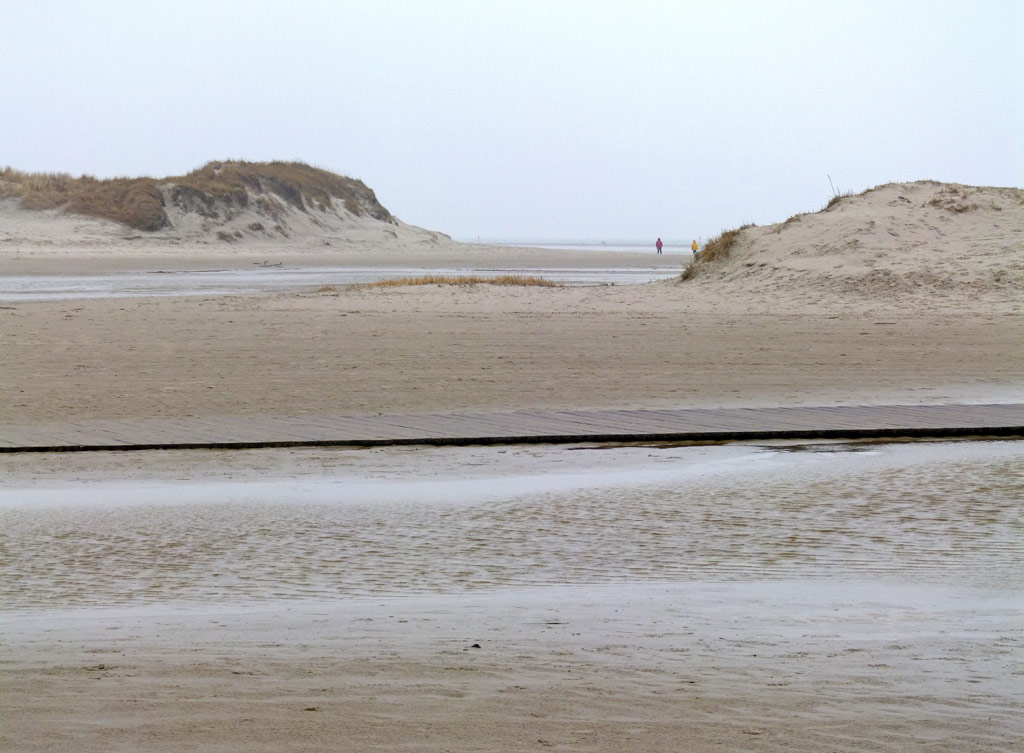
[691,239,699,255]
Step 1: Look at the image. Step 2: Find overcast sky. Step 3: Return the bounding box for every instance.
[2,0,1021,240]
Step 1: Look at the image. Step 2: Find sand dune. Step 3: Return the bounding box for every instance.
[684,180,1023,304]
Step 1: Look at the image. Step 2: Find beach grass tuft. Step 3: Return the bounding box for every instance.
[927,186,980,213]
[823,191,855,211]
[679,225,751,281]
[348,275,560,290]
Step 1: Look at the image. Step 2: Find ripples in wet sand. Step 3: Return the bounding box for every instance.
[2,439,1020,608]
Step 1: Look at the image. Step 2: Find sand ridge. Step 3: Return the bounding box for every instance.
[687,181,1024,303]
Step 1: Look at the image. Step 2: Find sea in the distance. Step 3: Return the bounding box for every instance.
[483,238,699,254]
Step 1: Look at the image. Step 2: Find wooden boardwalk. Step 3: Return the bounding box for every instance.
[1,403,1022,453]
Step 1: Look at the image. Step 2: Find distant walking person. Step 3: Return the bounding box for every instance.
[655,237,663,254]
[691,239,699,255]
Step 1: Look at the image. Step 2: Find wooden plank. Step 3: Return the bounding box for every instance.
[652,408,780,431]
[544,411,660,434]
[472,411,601,436]
[1,403,1021,452]
[359,414,473,438]
[588,409,709,433]
[537,410,657,433]
[0,425,65,446]
[443,412,560,436]
[404,414,544,438]
[276,414,404,439]
[753,406,871,429]
[487,411,616,435]
[328,415,453,441]
[720,408,827,429]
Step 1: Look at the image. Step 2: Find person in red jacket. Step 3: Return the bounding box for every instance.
[655,237,663,254]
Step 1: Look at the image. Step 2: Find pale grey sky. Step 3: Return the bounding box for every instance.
[2,0,1021,240]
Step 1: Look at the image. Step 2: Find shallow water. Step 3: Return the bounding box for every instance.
[2,440,1020,608]
[488,240,684,253]
[0,265,676,301]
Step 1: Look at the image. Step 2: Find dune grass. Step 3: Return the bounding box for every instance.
[173,161,392,221]
[68,178,168,231]
[0,160,392,231]
[1,168,74,207]
[0,168,169,230]
[823,191,855,211]
[679,225,751,281]
[927,185,979,213]
[348,275,560,289]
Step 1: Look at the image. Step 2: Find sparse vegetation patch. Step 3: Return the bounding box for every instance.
[348,275,560,289]
[927,187,980,213]
[680,225,751,281]
[823,191,855,211]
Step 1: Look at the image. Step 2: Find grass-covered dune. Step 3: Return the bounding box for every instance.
[0,160,394,232]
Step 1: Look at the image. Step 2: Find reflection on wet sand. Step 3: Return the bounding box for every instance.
[0,265,676,301]
[2,440,1022,753]
[2,440,1021,607]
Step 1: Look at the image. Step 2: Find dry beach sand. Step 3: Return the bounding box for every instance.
[1,174,1023,751]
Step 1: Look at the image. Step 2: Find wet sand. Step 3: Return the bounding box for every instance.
[0,264,676,302]
[3,440,1022,752]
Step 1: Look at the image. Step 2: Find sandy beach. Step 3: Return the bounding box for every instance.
[3,181,1022,425]
[2,178,1023,751]
[3,280,1022,426]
